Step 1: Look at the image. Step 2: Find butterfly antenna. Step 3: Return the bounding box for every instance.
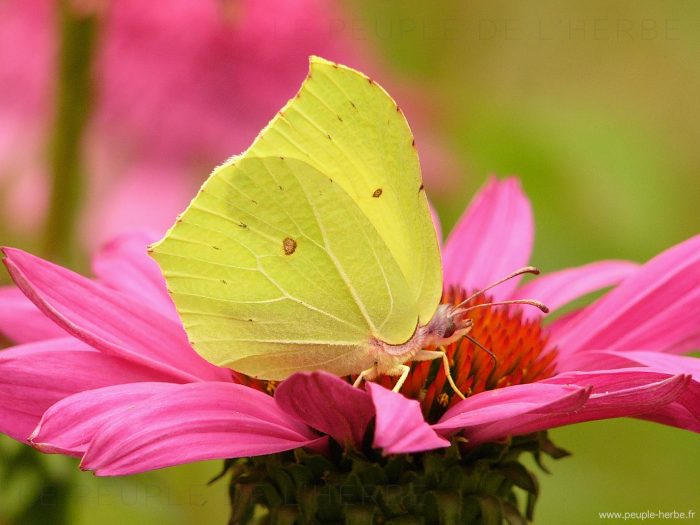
[460,299,549,314]
[456,266,541,309]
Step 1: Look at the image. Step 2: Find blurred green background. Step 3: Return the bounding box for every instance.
[1,0,698,523]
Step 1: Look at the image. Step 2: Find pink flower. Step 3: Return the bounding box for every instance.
[0,0,457,244]
[1,179,698,476]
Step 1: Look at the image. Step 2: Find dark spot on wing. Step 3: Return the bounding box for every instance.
[350,101,357,109]
[337,115,343,122]
[396,105,401,112]
[283,237,297,255]
[220,279,227,284]
[212,245,220,250]
[327,133,332,140]
[411,138,416,147]
[278,185,284,191]
[251,200,258,205]
[239,222,247,228]
[367,77,374,85]
[419,183,425,192]
[372,188,383,198]
[332,62,339,69]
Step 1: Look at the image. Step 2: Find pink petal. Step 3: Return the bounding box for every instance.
[2,247,229,383]
[638,403,700,433]
[437,370,689,446]
[524,370,691,436]
[567,350,700,378]
[554,234,700,361]
[565,351,700,433]
[92,231,177,318]
[367,383,449,454]
[0,285,65,343]
[442,177,533,299]
[30,382,181,456]
[433,383,590,434]
[80,382,319,476]
[275,372,374,447]
[543,369,689,400]
[545,308,585,343]
[513,260,639,319]
[0,338,179,441]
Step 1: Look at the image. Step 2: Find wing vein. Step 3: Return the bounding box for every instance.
[285,160,379,335]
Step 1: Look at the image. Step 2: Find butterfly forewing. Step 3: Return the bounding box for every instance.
[245,56,442,327]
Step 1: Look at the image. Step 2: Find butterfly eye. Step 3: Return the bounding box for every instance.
[442,319,456,339]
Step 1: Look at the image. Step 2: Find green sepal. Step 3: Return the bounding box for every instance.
[221,431,567,525]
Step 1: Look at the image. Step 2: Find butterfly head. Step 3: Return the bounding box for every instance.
[426,267,550,351]
[424,304,475,347]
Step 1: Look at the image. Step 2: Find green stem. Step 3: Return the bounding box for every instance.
[43,2,98,265]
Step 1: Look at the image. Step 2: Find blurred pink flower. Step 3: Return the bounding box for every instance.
[0,179,698,475]
[0,0,54,233]
[0,0,457,244]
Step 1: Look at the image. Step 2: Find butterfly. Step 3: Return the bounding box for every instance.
[149,56,546,396]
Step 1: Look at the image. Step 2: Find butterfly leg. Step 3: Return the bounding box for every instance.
[352,365,376,388]
[413,350,466,400]
[391,364,411,393]
[352,364,411,394]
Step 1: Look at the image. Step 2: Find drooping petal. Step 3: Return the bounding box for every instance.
[0,285,65,343]
[442,177,534,299]
[0,338,179,441]
[638,403,700,433]
[435,370,689,445]
[275,372,374,447]
[554,234,700,361]
[565,350,700,433]
[367,383,449,454]
[92,231,177,318]
[80,382,320,476]
[2,247,229,383]
[516,370,690,439]
[30,382,182,456]
[433,383,590,435]
[513,260,639,319]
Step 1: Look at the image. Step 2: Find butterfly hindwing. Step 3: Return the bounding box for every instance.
[151,156,418,379]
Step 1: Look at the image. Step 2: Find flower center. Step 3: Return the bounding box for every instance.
[374,285,558,422]
[233,285,557,423]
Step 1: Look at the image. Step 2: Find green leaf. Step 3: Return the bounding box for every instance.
[498,462,538,494]
[501,500,528,525]
[424,490,462,525]
[344,506,377,525]
[474,495,503,525]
